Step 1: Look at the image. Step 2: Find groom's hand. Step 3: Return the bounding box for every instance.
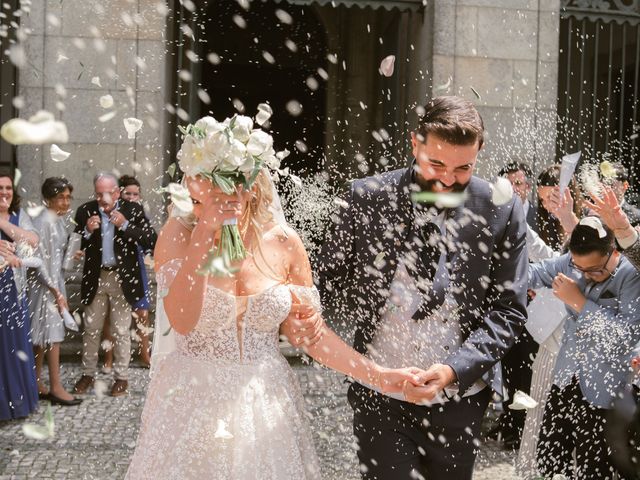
[280,303,324,349]
[402,363,457,405]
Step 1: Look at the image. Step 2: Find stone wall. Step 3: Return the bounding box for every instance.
[431,0,561,179]
[16,0,167,227]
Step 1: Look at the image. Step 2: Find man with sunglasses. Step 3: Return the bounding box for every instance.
[528,216,640,478]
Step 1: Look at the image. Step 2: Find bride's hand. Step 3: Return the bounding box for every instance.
[280,302,324,348]
[374,366,425,394]
[196,191,244,233]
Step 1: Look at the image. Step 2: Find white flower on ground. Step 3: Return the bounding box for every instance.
[379,55,396,77]
[491,177,513,206]
[91,76,102,87]
[508,390,538,410]
[0,111,69,145]
[99,95,114,109]
[255,103,273,126]
[123,117,143,139]
[50,144,70,162]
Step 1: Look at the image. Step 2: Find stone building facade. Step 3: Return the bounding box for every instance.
[7,0,562,223]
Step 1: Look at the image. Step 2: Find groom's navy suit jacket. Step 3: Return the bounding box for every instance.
[315,167,529,394]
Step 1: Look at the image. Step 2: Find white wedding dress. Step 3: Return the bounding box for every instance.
[125,259,322,479]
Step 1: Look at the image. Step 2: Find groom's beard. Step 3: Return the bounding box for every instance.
[415,173,469,194]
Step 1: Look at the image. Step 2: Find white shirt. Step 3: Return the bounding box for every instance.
[360,210,485,404]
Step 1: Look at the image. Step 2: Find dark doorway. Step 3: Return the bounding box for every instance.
[557,6,639,187]
[191,0,328,175]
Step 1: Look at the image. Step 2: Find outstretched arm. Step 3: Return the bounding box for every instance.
[282,226,424,395]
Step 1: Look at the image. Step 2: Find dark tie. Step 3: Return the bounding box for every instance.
[405,220,448,321]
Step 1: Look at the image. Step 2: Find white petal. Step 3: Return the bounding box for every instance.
[14,168,21,187]
[491,177,513,206]
[255,103,273,126]
[91,76,102,87]
[99,111,117,123]
[22,423,51,440]
[289,174,302,187]
[379,55,396,77]
[123,117,143,139]
[56,53,69,63]
[99,94,114,109]
[0,111,69,145]
[214,419,234,439]
[50,144,70,162]
[508,390,538,410]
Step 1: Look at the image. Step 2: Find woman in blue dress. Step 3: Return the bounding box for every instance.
[0,170,40,421]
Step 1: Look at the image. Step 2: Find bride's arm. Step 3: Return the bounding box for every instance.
[282,227,424,394]
[157,193,240,334]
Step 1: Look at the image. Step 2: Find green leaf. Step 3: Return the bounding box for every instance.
[166,163,177,179]
[212,173,237,195]
[244,159,263,189]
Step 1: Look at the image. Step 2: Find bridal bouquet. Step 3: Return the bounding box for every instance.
[176,105,289,275]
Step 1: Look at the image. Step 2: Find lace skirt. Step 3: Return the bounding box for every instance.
[126,352,321,480]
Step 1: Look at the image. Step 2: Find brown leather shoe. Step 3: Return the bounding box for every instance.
[110,379,128,397]
[72,375,95,394]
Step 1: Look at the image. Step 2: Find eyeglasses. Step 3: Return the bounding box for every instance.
[569,250,615,276]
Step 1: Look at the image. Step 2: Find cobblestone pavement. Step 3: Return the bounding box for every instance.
[0,363,519,480]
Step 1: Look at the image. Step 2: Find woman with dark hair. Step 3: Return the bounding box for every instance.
[528,217,640,478]
[27,177,81,406]
[0,170,40,420]
[536,164,581,250]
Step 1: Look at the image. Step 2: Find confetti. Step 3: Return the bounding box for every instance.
[50,144,70,162]
[0,111,69,145]
[123,117,143,139]
[508,390,538,410]
[379,55,395,77]
[490,177,513,206]
[99,94,114,109]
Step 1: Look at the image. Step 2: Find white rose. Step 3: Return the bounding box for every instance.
[238,153,256,174]
[165,182,193,214]
[178,136,216,176]
[231,115,253,143]
[195,116,224,134]
[246,130,274,158]
[203,130,229,166]
[221,138,247,170]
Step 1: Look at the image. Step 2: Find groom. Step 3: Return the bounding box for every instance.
[315,96,528,479]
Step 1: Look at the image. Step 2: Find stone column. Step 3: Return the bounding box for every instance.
[17,0,167,227]
[431,0,561,179]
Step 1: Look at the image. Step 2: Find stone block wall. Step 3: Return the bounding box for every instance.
[16,0,168,227]
[432,0,561,179]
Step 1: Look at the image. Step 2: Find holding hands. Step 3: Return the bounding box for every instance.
[402,363,457,405]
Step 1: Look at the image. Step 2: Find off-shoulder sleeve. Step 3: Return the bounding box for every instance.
[156,258,184,298]
[288,284,322,312]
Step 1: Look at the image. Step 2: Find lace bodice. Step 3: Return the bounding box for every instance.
[157,259,321,363]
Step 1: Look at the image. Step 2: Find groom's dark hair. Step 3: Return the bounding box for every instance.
[416,96,484,149]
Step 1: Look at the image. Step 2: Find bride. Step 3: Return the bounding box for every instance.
[125,165,426,479]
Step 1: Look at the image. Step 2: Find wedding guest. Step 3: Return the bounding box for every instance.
[529,217,640,478]
[72,172,156,397]
[499,162,537,230]
[536,165,582,250]
[492,162,543,450]
[27,177,81,406]
[605,162,640,226]
[101,175,154,371]
[0,170,39,420]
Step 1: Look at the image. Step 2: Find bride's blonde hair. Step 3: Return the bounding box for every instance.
[245,169,286,282]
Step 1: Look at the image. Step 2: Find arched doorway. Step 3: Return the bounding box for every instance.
[187,0,328,175]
